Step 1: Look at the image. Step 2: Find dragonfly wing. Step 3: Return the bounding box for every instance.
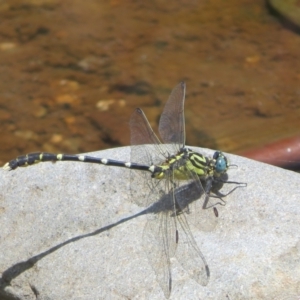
[175,211,210,287]
[143,213,175,298]
[158,82,186,152]
[130,108,168,164]
[142,190,177,298]
[129,108,170,207]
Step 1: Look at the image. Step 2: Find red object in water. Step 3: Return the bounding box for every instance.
[240,136,300,170]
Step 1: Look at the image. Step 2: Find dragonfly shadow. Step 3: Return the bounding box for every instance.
[145,181,203,216]
[0,208,144,290]
[146,173,232,215]
[0,179,225,295]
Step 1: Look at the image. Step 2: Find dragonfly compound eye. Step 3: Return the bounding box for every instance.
[215,155,228,173]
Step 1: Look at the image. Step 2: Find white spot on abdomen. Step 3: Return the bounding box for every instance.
[101,158,108,164]
[57,154,63,160]
[149,165,155,172]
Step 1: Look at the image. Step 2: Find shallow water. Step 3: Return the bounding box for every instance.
[0,0,300,165]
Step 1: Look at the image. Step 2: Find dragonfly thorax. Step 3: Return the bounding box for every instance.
[150,149,229,181]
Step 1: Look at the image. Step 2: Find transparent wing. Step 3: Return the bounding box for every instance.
[175,211,210,287]
[129,82,211,296]
[130,108,170,164]
[142,174,211,296]
[143,190,177,299]
[129,108,171,207]
[129,83,187,207]
[158,81,186,153]
[130,108,161,146]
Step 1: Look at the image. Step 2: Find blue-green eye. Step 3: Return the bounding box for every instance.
[214,152,228,173]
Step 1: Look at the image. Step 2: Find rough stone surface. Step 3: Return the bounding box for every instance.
[0,147,299,299]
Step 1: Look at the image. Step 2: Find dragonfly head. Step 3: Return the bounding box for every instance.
[213,151,229,176]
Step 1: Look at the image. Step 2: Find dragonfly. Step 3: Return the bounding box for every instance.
[3,82,245,298]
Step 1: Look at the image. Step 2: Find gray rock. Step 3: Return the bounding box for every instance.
[0,147,299,300]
